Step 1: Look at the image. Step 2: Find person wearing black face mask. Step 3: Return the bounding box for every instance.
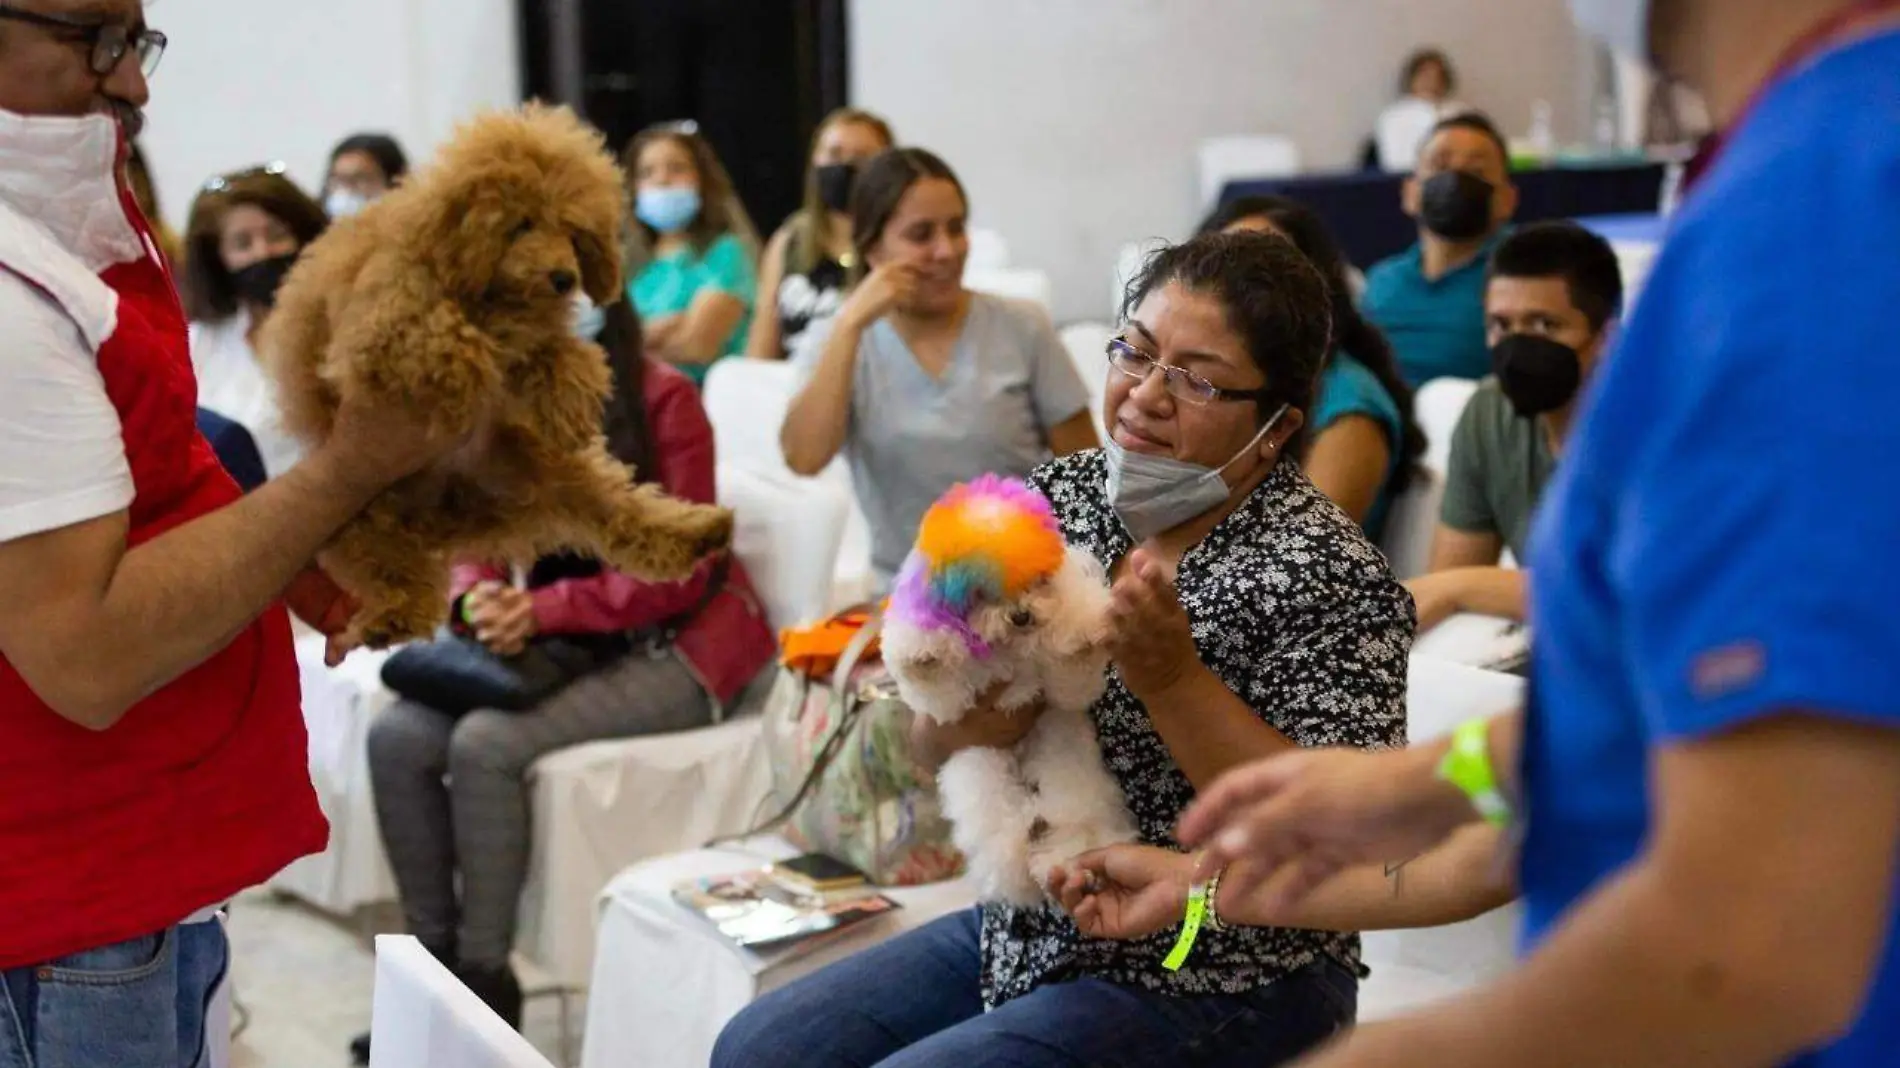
[181,165,329,480]
[1363,112,1520,387]
[1406,222,1622,635]
[746,107,895,359]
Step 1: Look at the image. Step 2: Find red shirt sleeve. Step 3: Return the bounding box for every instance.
[530,363,723,636]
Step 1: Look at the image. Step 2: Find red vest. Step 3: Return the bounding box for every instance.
[0,190,327,969]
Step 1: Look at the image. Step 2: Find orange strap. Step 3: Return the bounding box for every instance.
[778,605,883,677]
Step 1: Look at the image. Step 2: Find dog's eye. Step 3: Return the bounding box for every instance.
[1008,608,1034,628]
[510,219,534,239]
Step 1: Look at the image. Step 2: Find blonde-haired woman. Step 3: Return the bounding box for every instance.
[746,107,895,360]
[623,122,762,386]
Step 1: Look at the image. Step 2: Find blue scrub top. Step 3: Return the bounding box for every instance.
[1309,350,1405,538]
[1362,232,1503,386]
[1521,29,1900,1068]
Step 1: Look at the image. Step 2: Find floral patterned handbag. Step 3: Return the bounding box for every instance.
[752,610,964,886]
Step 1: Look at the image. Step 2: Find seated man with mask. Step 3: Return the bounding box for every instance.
[1363,112,1519,386]
[1408,221,1622,633]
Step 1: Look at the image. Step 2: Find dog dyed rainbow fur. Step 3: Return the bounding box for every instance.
[888,475,1067,660]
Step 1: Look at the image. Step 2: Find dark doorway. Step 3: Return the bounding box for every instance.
[519,0,850,235]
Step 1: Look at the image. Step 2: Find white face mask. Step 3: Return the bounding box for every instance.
[1568,0,1654,63]
[324,188,370,219]
[571,294,607,339]
[1104,404,1288,543]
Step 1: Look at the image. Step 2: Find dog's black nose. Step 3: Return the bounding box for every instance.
[550,270,577,295]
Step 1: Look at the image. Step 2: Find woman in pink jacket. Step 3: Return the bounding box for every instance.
[362,296,776,1043]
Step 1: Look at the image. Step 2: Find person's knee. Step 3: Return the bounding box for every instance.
[447,710,531,780]
[712,991,812,1068]
[367,703,450,775]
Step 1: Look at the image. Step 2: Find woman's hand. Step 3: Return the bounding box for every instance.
[1050,845,1194,941]
[911,685,1045,772]
[1403,572,1461,635]
[465,582,537,657]
[1105,548,1199,702]
[838,261,922,329]
[1177,745,1475,913]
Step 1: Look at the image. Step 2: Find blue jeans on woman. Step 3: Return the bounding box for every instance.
[0,920,228,1068]
[713,909,1357,1068]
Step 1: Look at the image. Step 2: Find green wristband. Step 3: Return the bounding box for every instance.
[1162,883,1209,972]
[1436,716,1511,826]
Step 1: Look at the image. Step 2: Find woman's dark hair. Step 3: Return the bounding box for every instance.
[1197,195,1426,493]
[596,298,657,481]
[1400,48,1456,96]
[181,170,330,322]
[1486,221,1625,331]
[1121,230,1334,457]
[848,147,967,282]
[328,132,409,185]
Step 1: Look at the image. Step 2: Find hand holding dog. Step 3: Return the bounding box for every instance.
[911,683,1046,772]
[316,389,467,500]
[1105,548,1198,702]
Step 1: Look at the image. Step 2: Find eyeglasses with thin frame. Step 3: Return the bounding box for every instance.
[201,162,291,195]
[1105,337,1271,407]
[0,4,166,78]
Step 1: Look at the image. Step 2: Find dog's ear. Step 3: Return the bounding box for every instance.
[409,172,506,301]
[574,224,622,305]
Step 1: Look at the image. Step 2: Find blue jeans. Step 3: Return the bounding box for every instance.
[0,920,228,1068]
[713,910,1357,1068]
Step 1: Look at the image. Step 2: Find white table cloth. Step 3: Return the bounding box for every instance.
[580,838,977,1068]
[371,935,557,1068]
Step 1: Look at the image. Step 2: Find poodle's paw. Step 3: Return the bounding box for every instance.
[967,847,1045,906]
[345,597,446,650]
[598,501,733,581]
[1026,818,1137,896]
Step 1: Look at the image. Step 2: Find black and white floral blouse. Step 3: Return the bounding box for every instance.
[979,449,1414,1009]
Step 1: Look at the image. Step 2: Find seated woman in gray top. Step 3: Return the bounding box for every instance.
[781,147,1097,589]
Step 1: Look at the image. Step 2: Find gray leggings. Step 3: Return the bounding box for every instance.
[367,649,714,968]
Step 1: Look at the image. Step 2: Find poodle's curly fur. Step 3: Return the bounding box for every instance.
[265,104,732,649]
[885,546,1137,904]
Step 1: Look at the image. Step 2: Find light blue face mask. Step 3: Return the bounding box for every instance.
[636,186,701,234]
[571,294,607,340]
[324,188,369,220]
[1104,404,1289,544]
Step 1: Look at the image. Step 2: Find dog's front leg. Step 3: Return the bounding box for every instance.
[536,445,733,582]
[318,497,452,650]
[326,295,503,440]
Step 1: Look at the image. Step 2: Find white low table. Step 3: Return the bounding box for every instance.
[580,838,976,1068]
[1412,612,1527,672]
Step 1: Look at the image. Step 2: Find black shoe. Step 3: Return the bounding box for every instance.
[351,942,458,1064]
[455,961,523,1029]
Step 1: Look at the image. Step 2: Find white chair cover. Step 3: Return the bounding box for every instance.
[1057,321,1114,441]
[963,267,1054,310]
[1379,465,1445,581]
[721,462,849,630]
[580,839,978,1068]
[1414,376,1480,477]
[964,228,1011,271]
[370,935,557,1068]
[1196,134,1301,207]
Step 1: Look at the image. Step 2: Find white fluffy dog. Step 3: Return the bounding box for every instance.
[883,477,1137,905]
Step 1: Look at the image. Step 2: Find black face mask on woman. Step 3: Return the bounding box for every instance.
[815,162,858,213]
[230,252,299,310]
[1491,333,1584,417]
[1419,171,1495,241]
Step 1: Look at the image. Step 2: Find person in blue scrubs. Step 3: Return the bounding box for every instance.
[1362,113,1518,386]
[1160,2,1900,1066]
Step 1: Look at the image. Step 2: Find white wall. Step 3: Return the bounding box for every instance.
[139,0,520,235]
[850,0,1595,321]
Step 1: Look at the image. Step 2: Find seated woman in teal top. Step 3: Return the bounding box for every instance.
[623,124,761,386]
[1201,195,1424,538]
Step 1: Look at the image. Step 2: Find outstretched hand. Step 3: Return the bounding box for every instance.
[1105,548,1198,700]
[1050,845,1194,941]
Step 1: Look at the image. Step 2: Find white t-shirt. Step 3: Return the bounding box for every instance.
[190,312,305,480]
[0,270,134,544]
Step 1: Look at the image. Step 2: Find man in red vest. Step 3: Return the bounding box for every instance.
[0,2,454,1063]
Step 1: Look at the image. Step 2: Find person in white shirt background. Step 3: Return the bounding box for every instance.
[181,163,329,480]
[1372,47,1470,171]
[322,131,407,219]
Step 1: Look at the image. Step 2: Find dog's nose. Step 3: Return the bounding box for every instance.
[550,270,577,295]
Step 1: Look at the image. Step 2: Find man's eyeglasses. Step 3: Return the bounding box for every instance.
[0,5,166,78]
[1106,337,1270,407]
[201,162,290,195]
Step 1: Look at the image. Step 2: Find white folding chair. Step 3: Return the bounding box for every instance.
[719,463,850,630]
[1058,321,1114,441]
[1378,466,1445,581]
[964,227,1011,271]
[963,266,1053,310]
[1195,135,1301,208]
[1414,376,1480,477]
[371,936,557,1068]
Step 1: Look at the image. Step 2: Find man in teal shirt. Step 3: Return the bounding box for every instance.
[1363,112,1518,386]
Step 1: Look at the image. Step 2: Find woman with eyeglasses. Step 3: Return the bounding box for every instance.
[622,123,760,386]
[718,231,1412,1068]
[322,131,407,219]
[181,165,329,480]
[779,147,1098,592]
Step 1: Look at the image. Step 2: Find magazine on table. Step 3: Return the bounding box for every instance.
[672,855,899,953]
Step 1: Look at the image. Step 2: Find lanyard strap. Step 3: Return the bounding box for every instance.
[1683,0,1900,193]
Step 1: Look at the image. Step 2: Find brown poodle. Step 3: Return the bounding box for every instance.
[266,103,732,649]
